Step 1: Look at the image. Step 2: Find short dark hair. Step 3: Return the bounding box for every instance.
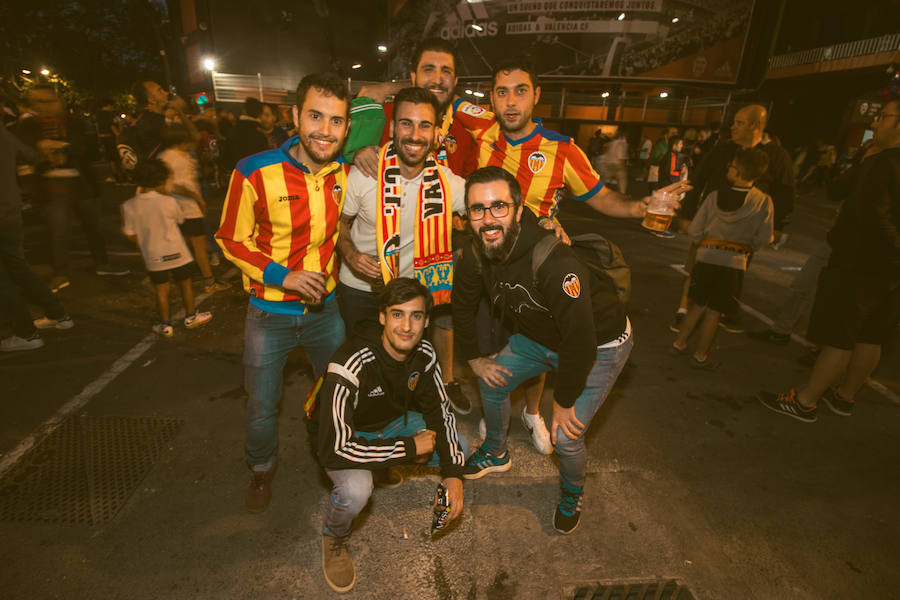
[130,80,156,108]
[392,87,441,123]
[410,38,458,75]
[669,135,683,148]
[491,57,539,90]
[133,158,171,189]
[295,72,349,116]
[732,147,769,182]
[378,277,434,317]
[161,124,193,148]
[465,166,522,209]
[244,97,263,118]
[263,102,280,117]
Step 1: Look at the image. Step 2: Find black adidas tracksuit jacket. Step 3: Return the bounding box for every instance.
[315,322,466,479]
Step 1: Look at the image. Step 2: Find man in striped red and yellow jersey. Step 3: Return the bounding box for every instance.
[216,72,351,514]
[452,57,668,243]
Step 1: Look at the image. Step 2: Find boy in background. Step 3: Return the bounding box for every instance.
[158,125,229,294]
[122,159,212,337]
[671,147,773,369]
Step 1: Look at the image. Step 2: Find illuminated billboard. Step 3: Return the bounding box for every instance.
[388,0,755,84]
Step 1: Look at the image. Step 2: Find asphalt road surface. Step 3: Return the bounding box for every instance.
[1,177,897,599]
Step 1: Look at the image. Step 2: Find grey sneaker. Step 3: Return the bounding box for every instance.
[184,311,213,329]
[33,315,75,330]
[322,534,355,593]
[1,333,45,352]
[821,387,854,417]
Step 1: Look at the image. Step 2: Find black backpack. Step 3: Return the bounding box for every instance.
[470,231,631,304]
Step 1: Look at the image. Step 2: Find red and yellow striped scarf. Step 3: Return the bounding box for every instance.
[375,142,454,305]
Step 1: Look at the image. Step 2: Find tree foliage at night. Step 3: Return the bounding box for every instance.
[1,0,170,107]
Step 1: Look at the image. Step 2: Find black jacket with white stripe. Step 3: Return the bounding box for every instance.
[315,322,466,479]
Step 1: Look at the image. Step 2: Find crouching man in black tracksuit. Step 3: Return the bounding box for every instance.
[315,277,468,593]
[453,167,634,535]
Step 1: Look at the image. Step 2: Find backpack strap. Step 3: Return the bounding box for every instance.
[530,234,561,288]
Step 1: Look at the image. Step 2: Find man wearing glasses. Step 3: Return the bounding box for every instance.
[451,166,634,534]
[759,98,900,422]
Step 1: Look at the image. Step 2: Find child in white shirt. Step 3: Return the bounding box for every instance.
[122,159,213,337]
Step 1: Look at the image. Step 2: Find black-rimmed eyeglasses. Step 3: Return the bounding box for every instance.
[467,201,513,220]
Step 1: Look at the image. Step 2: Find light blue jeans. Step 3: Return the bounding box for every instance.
[323,412,470,537]
[243,300,345,468]
[480,333,633,489]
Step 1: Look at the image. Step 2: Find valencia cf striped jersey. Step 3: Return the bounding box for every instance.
[451,98,603,219]
[216,136,349,314]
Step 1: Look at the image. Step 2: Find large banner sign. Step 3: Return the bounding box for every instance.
[388,0,755,84]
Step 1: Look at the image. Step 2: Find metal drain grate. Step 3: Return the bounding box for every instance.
[571,578,696,600]
[0,416,182,524]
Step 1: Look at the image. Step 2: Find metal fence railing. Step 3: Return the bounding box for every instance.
[768,33,900,70]
[210,72,378,104]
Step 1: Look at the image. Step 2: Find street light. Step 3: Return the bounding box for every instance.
[601,91,610,98]
[471,23,484,31]
[351,63,362,70]
[40,67,50,76]
[659,91,669,98]
[21,69,31,75]
[377,44,387,53]
[473,91,485,98]
[202,57,216,71]
[672,17,679,23]
[617,13,625,21]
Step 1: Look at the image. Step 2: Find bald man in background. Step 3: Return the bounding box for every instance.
[672,104,794,333]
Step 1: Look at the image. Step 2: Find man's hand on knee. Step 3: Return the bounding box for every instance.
[550,401,584,444]
[468,356,512,388]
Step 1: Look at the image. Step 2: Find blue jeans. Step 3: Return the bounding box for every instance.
[243,300,345,468]
[323,412,470,537]
[480,333,633,489]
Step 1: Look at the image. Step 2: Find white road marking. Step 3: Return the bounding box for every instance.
[0,289,218,478]
[668,264,900,406]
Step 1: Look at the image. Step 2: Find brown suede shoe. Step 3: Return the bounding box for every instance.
[245,466,276,513]
[322,534,355,593]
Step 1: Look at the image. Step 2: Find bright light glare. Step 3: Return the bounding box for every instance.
[659,92,669,98]
[22,69,31,75]
[601,91,610,98]
[465,89,473,95]
[672,17,679,23]
[617,13,625,21]
[473,91,485,98]
[40,68,50,76]
[351,63,362,69]
[202,57,216,71]
[377,44,388,53]
[471,23,484,31]
[120,113,127,119]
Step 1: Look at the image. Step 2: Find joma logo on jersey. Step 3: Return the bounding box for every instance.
[528,151,547,174]
[278,194,301,202]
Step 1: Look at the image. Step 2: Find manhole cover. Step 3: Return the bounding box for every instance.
[0,416,182,524]
[571,578,696,600]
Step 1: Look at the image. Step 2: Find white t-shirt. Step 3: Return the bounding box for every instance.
[122,191,193,272]
[340,164,466,292]
[159,148,204,219]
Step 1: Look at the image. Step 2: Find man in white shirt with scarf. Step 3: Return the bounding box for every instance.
[337,86,466,381]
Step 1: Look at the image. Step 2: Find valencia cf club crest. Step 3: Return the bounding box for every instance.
[331,183,343,204]
[562,273,581,298]
[528,151,546,174]
[407,371,420,391]
[443,134,458,155]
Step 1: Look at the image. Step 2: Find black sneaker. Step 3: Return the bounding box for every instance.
[669,312,685,333]
[553,482,584,534]
[461,445,511,480]
[444,380,471,415]
[821,387,854,416]
[718,313,745,334]
[759,389,817,423]
[748,329,790,345]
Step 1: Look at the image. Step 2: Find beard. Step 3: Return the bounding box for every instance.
[298,133,340,165]
[474,218,520,263]
[394,135,430,169]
